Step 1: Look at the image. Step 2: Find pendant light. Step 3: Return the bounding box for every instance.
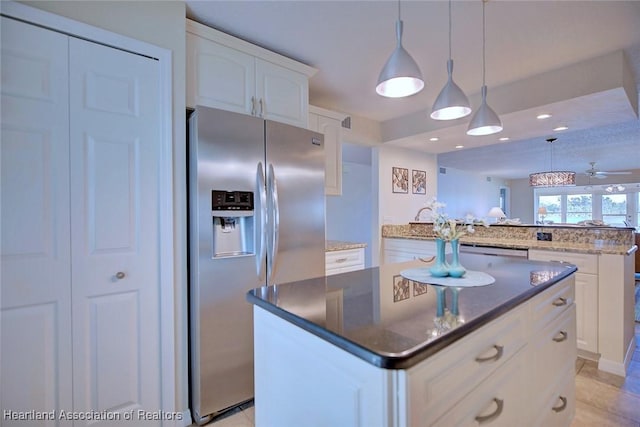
[431,0,471,120]
[467,0,502,136]
[529,138,576,187]
[376,0,424,98]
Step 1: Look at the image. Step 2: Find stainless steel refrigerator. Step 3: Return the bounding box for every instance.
[188,106,326,424]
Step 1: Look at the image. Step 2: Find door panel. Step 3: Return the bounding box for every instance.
[69,37,161,424]
[256,59,308,127]
[265,121,325,285]
[0,17,73,424]
[187,32,255,114]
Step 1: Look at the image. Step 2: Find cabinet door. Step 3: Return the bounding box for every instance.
[1,17,74,422]
[69,38,162,422]
[575,273,598,353]
[256,58,308,128]
[187,32,255,114]
[317,115,342,195]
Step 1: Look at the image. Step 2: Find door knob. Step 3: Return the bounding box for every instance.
[115,272,126,280]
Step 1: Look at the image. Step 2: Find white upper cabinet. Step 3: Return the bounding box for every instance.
[309,105,347,195]
[187,19,316,128]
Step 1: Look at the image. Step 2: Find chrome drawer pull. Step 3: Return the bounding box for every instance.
[552,297,567,307]
[475,345,504,363]
[419,256,435,263]
[552,396,567,413]
[334,258,348,263]
[552,331,568,342]
[475,398,504,424]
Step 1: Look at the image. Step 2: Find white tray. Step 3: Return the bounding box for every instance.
[399,268,496,288]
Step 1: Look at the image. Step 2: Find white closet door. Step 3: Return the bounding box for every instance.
[68,38,161,424]
[1,17,73,425]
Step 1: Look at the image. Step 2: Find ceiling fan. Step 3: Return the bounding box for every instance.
[584,162,632,179]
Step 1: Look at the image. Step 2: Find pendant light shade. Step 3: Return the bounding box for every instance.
[466,85,502,135]
[529,138,576,187]
[432,60,472,120]
[431,0,471,120]
[376,3,424,98]
[467,0,502,136]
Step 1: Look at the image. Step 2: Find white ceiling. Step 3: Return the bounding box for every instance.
[186,1,640,180]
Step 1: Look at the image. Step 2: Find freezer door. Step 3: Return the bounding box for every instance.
[265,121,326,285]
[188,107,265,421]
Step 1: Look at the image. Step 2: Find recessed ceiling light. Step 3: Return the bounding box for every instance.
[455,145,464,149]
[499,137,510,141]
[429,137,439,142]
[553,125,569,131]
[537,113,552,120]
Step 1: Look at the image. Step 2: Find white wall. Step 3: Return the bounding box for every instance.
[376,146,439,223]
[510,178,536,223]
[21,0,190,417]
[326,144,374,267]
[437,167,509,220]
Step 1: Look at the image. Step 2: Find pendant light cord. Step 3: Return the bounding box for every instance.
[482,0,486,86]
[448,0,452,60]
[398,0,401,20]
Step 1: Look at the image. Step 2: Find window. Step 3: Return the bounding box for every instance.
[539,195,561,223]
[566,194,592,223]
[535,184,640,227]
[602,194,627,225]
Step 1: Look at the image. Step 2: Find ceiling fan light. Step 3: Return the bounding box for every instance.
[466,86,502,136]
[376,20,424,98]
[431,61,471,120]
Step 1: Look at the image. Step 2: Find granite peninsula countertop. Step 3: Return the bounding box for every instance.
[382,223,637,255]
[247,253,577,369]
[326,240,367,251]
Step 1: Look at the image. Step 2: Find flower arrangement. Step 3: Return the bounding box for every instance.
[424,199,487,241]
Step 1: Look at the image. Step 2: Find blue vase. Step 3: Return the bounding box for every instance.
[450,287,461,315]
[429,238,449,277]
[448,239,466,278]
[434,286,447,317]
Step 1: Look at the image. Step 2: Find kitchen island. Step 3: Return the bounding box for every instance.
[247,254,578,427]
[382,223,638,377]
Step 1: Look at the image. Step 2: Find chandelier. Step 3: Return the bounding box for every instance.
[529,138,576,187]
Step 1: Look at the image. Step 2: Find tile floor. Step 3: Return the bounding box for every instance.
[204,324,640,427]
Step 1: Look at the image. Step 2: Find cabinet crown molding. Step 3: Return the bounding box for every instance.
[186,18,317,78]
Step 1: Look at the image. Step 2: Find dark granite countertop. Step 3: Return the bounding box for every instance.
[246,253,577,369]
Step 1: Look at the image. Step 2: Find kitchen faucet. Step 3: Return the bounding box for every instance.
[414,206,433,222]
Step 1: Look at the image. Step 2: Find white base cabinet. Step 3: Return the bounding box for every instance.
[325,248,365,276]
[253,276,576,427]
[529,248,635,376]
[187,19,315,128]
[383,238,450,264]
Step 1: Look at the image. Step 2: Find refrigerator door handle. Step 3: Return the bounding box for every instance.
[267,163,280,282]
[256,162,267,279]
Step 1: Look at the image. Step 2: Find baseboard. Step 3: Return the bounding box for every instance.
[175,410,193,427]
[597,335,636,377]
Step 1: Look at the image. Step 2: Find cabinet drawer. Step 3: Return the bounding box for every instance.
[532,369,575,427]
[407,304,527,425]
[325,248,364,272]
[531,305,577,404]
[432,351,527,427]
[531,275,575,327]
[529,249,598,275]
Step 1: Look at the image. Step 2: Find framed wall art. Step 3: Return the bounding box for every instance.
[413,281,428,296]
[392,167,409,193]
[412,169,426,194]
[392,275,410,302]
